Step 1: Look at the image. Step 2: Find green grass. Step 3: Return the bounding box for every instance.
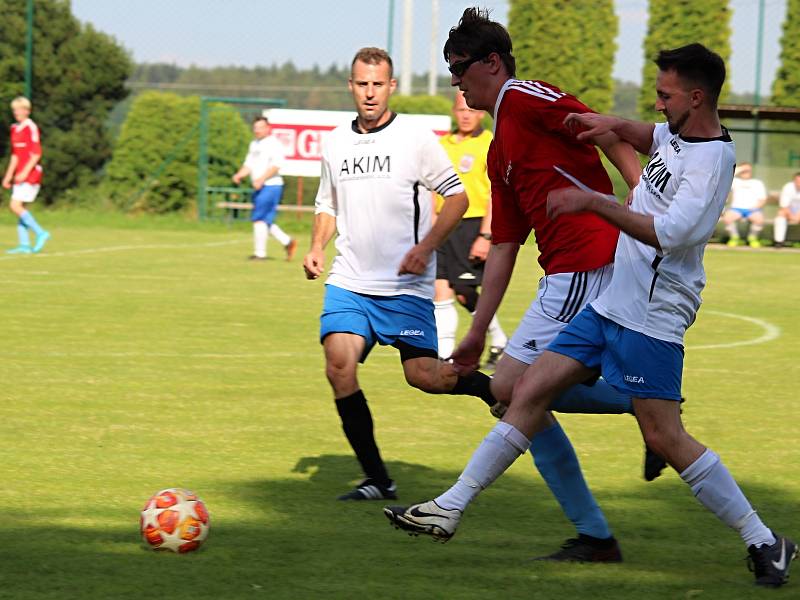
[0,215,798,599]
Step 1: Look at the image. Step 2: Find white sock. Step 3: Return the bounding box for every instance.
[434,299,458,359]
[435,422,530,511]
[749,222,763,235]
[253,221,268,257]
[680,449,775,548]
[726,222,739,238]
[486,313,508,348]
[774,216,788,243]
[269,223,291,246]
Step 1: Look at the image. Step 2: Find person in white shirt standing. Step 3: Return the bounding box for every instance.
[303,47,502,502]
[232,116,297,261]
[385,43,796,588]
[723,162,768,248]
[773,172,800,248]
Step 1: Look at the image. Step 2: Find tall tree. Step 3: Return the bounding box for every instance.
[638,0,731,121]
[771,0,800,107]
[763,0,800,168]
[0,0,131,203]
[509,0,617,112]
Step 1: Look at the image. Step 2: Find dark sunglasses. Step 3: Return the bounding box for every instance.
[448,55,486,77]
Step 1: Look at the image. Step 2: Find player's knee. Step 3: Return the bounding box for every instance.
[325,359,356,389]
[453,284,478,312]
[639,422,681,459]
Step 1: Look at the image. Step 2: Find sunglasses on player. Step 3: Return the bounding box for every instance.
[448,55,487,77]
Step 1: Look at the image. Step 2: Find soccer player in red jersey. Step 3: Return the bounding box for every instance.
[385,8,645,561]
[2,96,50,254]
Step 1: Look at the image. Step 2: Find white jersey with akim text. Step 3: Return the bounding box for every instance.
[315,113,464,298]
[592,122,735,344]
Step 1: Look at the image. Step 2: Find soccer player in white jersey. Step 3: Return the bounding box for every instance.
[232,116,297,261]
[303,47,503,501]
[385,43,796,587]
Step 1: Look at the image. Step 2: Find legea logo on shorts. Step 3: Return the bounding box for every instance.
[624,374,645,384]
[399,329,425,337]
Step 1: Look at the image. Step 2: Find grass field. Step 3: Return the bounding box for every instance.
[1,214,798,599]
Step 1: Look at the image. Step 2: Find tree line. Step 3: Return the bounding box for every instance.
[2,0,800,212]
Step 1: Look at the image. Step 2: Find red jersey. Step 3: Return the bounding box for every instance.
[489,79,619,275]
[10,118,43,184]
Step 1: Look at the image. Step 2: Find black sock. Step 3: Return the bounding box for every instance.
[450,371,496,407]
[334,390,390,485]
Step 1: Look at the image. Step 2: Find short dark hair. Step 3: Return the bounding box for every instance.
[351,47,393,78]
[253,116,269,125]
[443,7,515,78]
[655,43,726,106]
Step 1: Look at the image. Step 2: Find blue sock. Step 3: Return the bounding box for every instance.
[530,421,612,539]
[17,220,30,246]
[550,378,633,415]
[20,210,44,236]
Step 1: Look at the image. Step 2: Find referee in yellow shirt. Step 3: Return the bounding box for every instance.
[434,91,507,367]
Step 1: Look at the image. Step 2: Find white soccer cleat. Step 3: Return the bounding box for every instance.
[383,500,462,542]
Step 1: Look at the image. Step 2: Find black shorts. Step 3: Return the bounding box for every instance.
[436,217,484,287]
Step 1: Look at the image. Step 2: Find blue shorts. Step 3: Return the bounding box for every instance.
[251,185,283,224]
[730,207,761,219]
[547,305,684,400]
[320,284,438,362]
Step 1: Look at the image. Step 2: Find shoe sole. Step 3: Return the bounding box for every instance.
[383,507,454,543]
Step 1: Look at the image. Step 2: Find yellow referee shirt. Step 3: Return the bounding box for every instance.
[435,128,492,219]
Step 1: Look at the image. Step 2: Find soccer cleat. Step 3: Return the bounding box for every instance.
[747,533,798,587]
[726,237,741,247]
[747,235,762,249]
[248,255,268,261]
[532,535,623,563]
[6,244,32,254]
[337,478,397,501]
[285,238,298,261]
[644,445,668,481]
[32,231,51,253]
[483,345,504,370]
[490,401,507,419]
[384,500,462,542]
[773,241,786,249]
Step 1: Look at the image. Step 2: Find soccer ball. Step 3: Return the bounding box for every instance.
[140,488,210,553]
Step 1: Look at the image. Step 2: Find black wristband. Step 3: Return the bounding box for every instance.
[479,232,492,240]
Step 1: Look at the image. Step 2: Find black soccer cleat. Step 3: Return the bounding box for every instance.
[747,533,798,587]
[337,478,397,501]
[532,534,623,563]
[644,445,668,481]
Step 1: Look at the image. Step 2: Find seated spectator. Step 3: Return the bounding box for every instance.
[773,172,800,248]
[723,162,767,248]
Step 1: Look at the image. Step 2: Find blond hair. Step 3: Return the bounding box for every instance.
[351,47,393,78]
[10,96,32,111]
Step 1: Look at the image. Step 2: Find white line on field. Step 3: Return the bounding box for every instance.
[0,238,247,261]
[688,310,781,350]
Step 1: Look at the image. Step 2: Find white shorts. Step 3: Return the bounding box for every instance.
[505,263,614,365]
[12,183,40,203]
